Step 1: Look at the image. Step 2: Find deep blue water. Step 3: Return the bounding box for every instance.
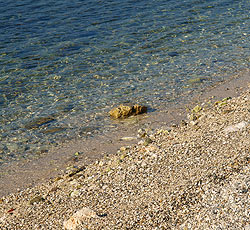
[0,0,250,164]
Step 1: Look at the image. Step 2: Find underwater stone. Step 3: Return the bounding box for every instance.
[41,127,65,134]
[24,116,56,130]
[187,77,207,84]
[6,143,19,152]
[168,52,179,57]
[132,104,147,115]
[109,105,133,118]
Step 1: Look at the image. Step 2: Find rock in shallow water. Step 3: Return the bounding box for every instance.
[6,143,19,152]
[168,51,179,57]
[41,127,65,134]
[24,116,56,129]
[187,77,207,84]
[109,104,147,119]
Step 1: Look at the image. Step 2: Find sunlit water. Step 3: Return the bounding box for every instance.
[0,0,250,164]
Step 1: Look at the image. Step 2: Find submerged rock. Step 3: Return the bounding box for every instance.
[168,51,179,57]
[109,105,132,118]
[6,143,19,152]
[24,116,56,130]
[132,104,147,115]
[109,104,147,119]
[187,77,207,84]
[41,127,65,134]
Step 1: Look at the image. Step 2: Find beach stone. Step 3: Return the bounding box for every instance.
[120,154,126,160]
[192,105,202,113]
[143,137,153,146]
[245,224,250,230]
[109,104,147,119]
[0,214,6,223]
[29,196,45,205]
[224,121,248,133]
[120,146,127,152]
[70,190,80,198]
[63,207,98,230]
[138,128,147,137]
[120,136,137,141]
[98,161,104,166]
[188,114,198,121]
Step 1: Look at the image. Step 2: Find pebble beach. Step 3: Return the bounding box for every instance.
[0,81,249,229]
[1,1,250,229]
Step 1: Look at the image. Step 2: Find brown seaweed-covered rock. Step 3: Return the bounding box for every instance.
[109,104,147,119]
[132,104,147,115]
[109,105,133,118]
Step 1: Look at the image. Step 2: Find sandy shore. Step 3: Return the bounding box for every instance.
[0,70,249,198]
[0,76,249,229]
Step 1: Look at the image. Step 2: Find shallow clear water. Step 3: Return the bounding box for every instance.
[0,0,250,164]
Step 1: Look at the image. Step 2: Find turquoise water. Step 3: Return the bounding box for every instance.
[0,0,250,164]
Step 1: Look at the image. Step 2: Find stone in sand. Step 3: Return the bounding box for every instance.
[29,196,45,205]
[223,121,248,133]
[63,207,98,230]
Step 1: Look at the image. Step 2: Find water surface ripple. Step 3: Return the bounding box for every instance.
[0,0,250,163]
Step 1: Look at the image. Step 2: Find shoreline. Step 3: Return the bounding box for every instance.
[0,71,249,228]
[0,73,250,230]
[0,69,249,197]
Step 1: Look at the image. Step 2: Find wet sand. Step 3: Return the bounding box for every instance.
[0,69,249,197]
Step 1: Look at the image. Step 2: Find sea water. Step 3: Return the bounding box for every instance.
[0,0,250,164]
